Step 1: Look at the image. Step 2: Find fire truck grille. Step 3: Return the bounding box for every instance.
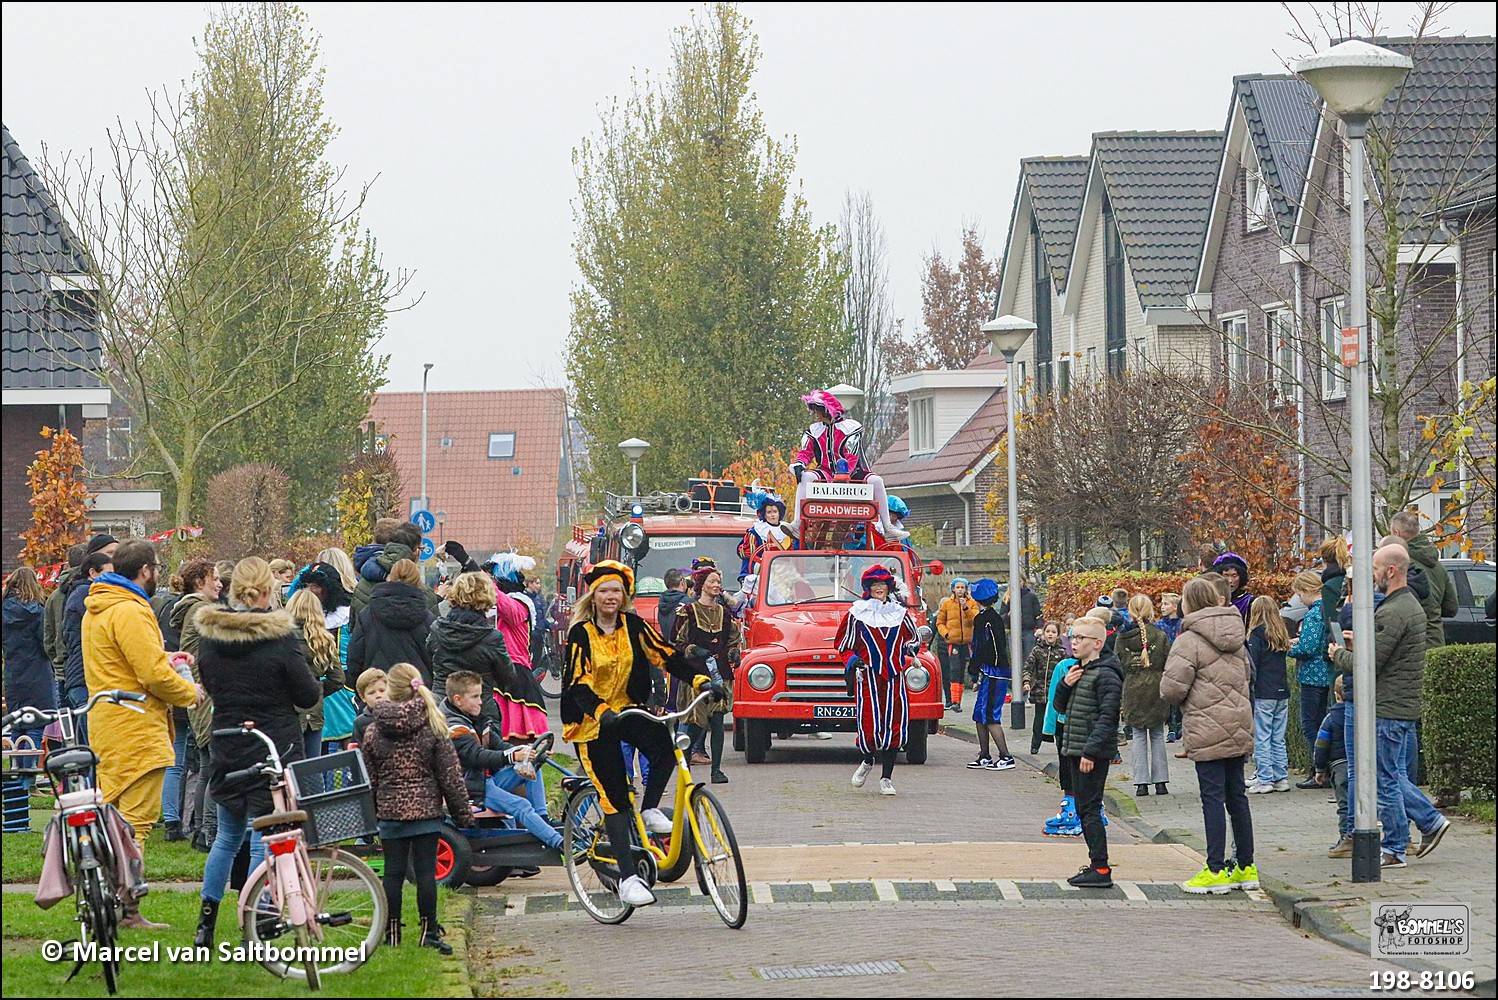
[776,664,854,703]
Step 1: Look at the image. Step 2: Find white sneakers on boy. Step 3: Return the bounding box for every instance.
[879,778,897,796]
[851,761,872,787]
[617,875,657,907]
[640,808,673,834]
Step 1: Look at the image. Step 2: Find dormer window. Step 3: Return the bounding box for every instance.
[910,396,936,454]
[1245,163,1271,232]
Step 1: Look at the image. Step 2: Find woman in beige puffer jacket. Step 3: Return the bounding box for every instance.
[1160,577,1255,887]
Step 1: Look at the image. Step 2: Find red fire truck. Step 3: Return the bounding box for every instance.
[731,480,943,764]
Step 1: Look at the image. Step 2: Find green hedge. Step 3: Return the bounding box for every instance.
[1423,644,1496,800]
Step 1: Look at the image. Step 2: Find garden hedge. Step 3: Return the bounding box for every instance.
[1041,569,1297,622]
[1422,643,1496,800]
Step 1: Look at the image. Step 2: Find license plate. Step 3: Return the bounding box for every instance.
[813,705,856,719]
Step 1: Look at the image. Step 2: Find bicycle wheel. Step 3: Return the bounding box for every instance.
[689,787,748,928]
[296,922,321,991]
[538,659,564,699]
[562,786,633,924]
[80,866,120,994]
[242,848,385,979]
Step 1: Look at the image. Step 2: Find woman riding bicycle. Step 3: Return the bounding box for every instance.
[561,560,715,908]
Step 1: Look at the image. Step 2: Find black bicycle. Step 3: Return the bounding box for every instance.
[3,690,148,995]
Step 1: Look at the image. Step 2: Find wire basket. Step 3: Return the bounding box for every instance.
[288,749,376,847]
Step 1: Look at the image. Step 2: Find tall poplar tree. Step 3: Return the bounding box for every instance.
[567,3,849,496]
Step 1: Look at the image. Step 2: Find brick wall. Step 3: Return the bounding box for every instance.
[1457,210,1496,555]
[2,404,85,574]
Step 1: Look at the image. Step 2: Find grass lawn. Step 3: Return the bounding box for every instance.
[1,884,456,998]
[3,815,209,884]
[1456,799,1496,824]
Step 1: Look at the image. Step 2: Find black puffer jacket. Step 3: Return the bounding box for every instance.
[196,607,321,816]
[61,579,93,694]
[427,608,514,713]
[348,582,435,690]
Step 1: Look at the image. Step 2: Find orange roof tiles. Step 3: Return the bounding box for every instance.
[367,389,568,556]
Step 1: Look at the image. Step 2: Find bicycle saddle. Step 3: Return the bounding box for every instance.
[560,776,593,793]
[251,810,308,831]
[44,746,98,777]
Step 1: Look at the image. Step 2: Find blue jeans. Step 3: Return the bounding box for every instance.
[1342,709,1355,837]
[621,742,651,784]
[1375,718,1443,861]
[1299,685,1329,756]
[161,720,189,823]
[201,803,267,903]
[484,768,562,850]
[65,686,90,746]
[1252,698,1289,784]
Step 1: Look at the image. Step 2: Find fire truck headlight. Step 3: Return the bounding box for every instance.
[904,665,931,692]
[620,523,646,551]
[746,664,775,691]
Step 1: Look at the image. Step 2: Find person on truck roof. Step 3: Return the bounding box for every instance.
[785,389,908,543]
[738,490,798,579]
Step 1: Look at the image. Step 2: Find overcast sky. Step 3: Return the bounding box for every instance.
[4,2,1494,392]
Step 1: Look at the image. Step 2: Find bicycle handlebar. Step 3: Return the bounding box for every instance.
[2,690,146,731]
[214,723,284,779]
[615,689,716,726]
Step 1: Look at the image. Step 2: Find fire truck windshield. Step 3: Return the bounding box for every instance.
[761,553,906,606]
[632,535,745,595]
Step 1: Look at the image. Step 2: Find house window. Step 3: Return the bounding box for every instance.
[1103,198,1128,377]
[49,288,97,329]
[106,417,133,461]
[488,432,516,459]
[1086,346,1098,376]
[1032,220,1053,394]
[1320,298,1348,401]
[1267,309,1296,406]
[1320,494,1350,533]
[1245,162,1272,232]
[910,396,936,454]
[1058,354,1071,396]
[440,437,454,449]
[1223,315,1248,385]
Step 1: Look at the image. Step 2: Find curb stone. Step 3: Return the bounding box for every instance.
[442,891,475,998]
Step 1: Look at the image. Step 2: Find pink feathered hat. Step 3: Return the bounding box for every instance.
[800,389,845,421]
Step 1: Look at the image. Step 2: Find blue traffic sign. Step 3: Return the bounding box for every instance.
[412,509,436,534]
[419,537,436,561]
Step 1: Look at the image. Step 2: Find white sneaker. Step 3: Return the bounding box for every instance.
[986,757,1017,771]
[1247,782,1274,794]
[1272,779,1292,792]
[879,778,896,796]
[851,761,872,787]
[617,874,656,907]
[966,757,992,769]
[813,731,832,740]
[640,808,672,834]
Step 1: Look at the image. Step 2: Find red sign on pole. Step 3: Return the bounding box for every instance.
[1341,326,1360,367]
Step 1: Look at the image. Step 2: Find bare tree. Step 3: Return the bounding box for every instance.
[838,190,903,456]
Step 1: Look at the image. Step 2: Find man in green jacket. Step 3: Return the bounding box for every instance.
[42,542,90,678]
[1390,511,1456,650]
[1331,543,1449,869]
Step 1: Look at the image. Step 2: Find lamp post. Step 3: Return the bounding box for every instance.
[826,382,867,422]
[420,363,435,514]
[1295,39,1411,884]
[983,315,1036,732]
[618,438,651,496]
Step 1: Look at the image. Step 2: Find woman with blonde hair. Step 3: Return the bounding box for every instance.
[1319,537,1349,613]
[317,546,359,593]
[363,662,471,953]
[285,588,347,762]
[1246,595,1293,793]
[426,571,516,724]
[348,559,436,690]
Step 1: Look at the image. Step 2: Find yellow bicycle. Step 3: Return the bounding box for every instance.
[562,691,748,928]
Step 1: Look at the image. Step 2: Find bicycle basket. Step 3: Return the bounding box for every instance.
[287,749,376,847]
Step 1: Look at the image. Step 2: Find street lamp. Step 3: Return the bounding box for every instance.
[435,510,447,545]
[618,438,651,496]
[983,314,1036,732]
[420,363,435,514]
[826,382,866,421]
[1295,39,1411,885]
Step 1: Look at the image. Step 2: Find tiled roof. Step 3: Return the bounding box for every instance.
[1236,76,1320,238]
[2,124,102,390]
[1094,131,1224,309]
[1023,157,1090,292]
[1371,37,1496,238]
[367,389,569,557]
[872,351,1008,489]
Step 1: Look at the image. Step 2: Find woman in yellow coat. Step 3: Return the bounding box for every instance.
[936,578,979,711]
[81,542,201,858]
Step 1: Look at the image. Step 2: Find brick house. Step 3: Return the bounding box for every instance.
[1192,38,1496,553]
[366,388,578,558]
[870,351,1008,548]
[2,125,159,573]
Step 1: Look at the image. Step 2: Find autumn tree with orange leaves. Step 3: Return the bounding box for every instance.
[718,440,797,505]
[21,427,94,569]
[1178,386,1302,576]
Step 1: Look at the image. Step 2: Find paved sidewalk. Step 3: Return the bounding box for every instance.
[939,717,1496,992]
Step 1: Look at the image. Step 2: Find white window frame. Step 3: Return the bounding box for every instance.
[1320,298,1348,401]
[1264,306,1295,407]
[106,416,133,461]
[1245,156,1271,232]
[487,432,516,459]
[1086,346,1098,376]
[1222,312,1249,386]
[909,395,936,455]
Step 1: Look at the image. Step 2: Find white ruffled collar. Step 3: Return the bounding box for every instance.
[324,605,351,630]
[751,522,791,542]
[850,598,908,628]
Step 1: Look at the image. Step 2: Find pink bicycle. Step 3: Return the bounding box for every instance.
[216,723,385,989]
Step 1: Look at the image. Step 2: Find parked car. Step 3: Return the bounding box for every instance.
[1441,558,1496,645]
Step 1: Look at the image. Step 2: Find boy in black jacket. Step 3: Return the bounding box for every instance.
[1053,617,1124,888]
[1316,675,1352,858]
[442,671,563,852]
